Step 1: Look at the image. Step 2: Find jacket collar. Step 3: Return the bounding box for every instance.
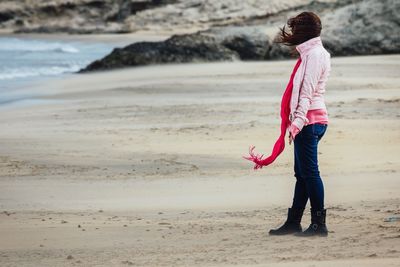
[295,36,322,57]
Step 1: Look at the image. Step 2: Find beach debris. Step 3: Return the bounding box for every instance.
[384,216,400,222]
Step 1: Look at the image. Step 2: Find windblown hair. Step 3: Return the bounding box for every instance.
[275,11,322,47]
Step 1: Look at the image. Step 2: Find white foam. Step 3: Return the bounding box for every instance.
[0,65,81,80]
[0,37,111,90]
[0,37,79,53]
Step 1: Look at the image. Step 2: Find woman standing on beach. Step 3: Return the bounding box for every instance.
[244,12,331,237]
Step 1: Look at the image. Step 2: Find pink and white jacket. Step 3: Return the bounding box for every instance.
[289,36,331,133]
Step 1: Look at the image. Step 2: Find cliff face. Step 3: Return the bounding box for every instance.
[321,0,400,56]
[80,0,400,72]
[1,0,113,33]
[0,0,308,34]
[0,0,179,33]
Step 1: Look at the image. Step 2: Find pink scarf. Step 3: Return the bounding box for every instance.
[243,58,302,170]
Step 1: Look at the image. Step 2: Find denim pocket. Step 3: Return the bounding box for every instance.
[312,123,327,139]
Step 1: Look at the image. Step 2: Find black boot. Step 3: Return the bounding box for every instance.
[269,207,304,235]
[295,209,328,237]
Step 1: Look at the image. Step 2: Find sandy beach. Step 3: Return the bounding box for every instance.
[0,54,399,266]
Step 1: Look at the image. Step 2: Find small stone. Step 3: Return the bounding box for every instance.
[67,255,74,260]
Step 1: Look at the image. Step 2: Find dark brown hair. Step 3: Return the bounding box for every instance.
[275,11,322,47]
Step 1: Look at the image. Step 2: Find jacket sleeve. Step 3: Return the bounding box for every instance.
[291,52,322,131]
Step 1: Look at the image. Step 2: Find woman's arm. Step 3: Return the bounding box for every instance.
[291,52,322,132]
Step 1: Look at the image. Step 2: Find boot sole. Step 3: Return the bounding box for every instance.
[269,229,302,235]
[294,232,328,237]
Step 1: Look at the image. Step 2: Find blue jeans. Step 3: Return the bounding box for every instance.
[291,123,328,211]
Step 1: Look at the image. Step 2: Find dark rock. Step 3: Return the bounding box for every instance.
[81,25,275,72]
[14,19,24,26]
[80,33,238,72]
[84,0,107,8]
[267,44,294,60]
[222,36,267,60]
[207,26,271,60]
[129,0,177,15]
[39,2,76,16]
[108,0,179,22]
[0,10,14,23]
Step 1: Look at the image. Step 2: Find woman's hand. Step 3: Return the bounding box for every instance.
[288,124,300,145]
[288,132,293,145]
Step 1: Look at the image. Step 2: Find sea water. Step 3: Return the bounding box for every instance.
[0,37,113,104]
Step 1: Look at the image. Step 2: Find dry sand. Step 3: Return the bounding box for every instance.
[0,54,399,266]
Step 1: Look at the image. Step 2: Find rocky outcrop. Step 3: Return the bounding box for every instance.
[80,33,239,72]
[206,26,271,60]
[80,25,276,72]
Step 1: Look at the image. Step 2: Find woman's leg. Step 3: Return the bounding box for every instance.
[268,131,308,235]
[294,123,329,237]
[291,134,309,209]
[296,124,326,211]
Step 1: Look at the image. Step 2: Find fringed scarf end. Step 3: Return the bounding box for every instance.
[242,145,266,170]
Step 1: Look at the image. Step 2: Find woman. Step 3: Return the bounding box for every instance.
[244,12,331,237]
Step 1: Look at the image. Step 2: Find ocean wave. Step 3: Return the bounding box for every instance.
[0,37,112,87]
[0,37,79,53]
[0,65,81,80]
